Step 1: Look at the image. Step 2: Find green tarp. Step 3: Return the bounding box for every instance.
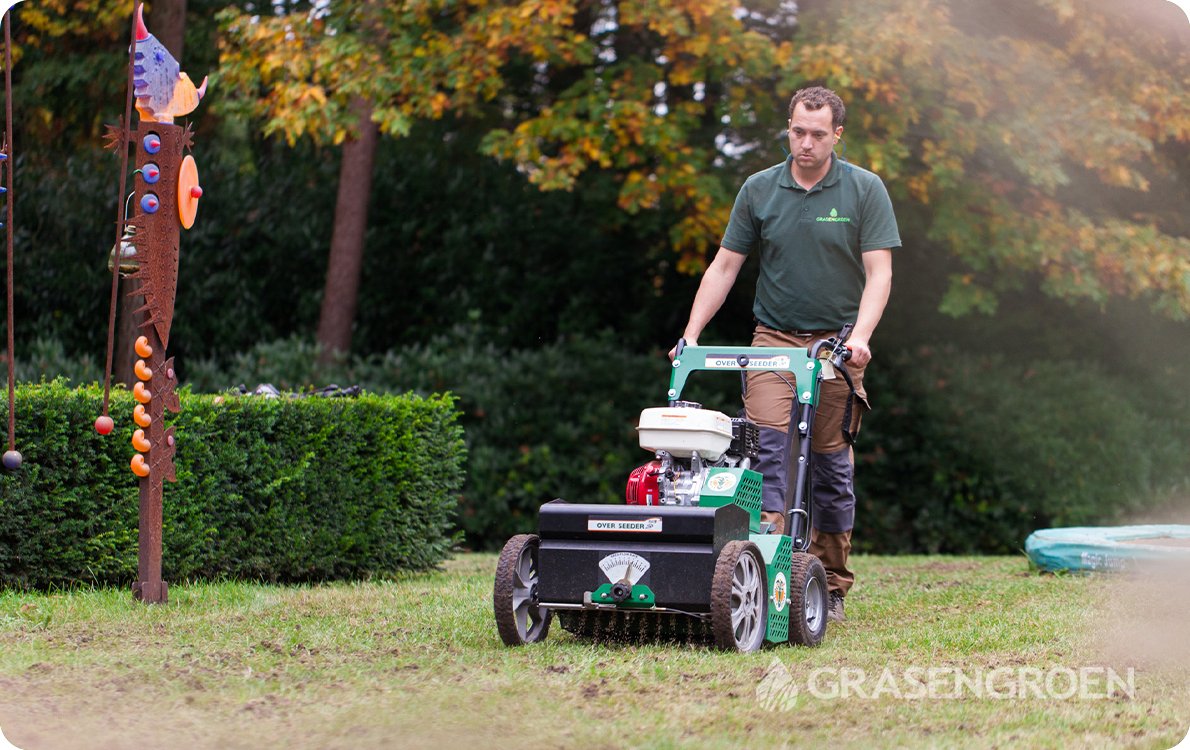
[1025,525,1190,572]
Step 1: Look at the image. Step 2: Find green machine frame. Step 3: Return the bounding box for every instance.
[671,344,828,644]
[668,345,824,408]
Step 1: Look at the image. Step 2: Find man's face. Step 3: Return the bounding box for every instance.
[788,102,842,174]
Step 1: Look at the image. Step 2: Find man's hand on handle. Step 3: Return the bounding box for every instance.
[668,338,696,361]
[845,338,872,368]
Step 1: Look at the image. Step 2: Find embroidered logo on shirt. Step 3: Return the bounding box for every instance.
[816,207,852,223]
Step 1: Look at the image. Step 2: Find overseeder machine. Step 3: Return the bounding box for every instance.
[493,328,854,652]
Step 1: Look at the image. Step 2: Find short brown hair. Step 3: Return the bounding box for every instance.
[788,86,846,129]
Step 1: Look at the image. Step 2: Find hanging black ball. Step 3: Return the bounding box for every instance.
[2,450,22,470]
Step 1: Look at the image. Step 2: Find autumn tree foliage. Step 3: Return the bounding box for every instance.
[10,0,134,150]
[216,0,1189,352]
[788,0,1190,319]
[216,0,796,355]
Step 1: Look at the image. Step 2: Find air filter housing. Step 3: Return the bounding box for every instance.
[637,406,734,460]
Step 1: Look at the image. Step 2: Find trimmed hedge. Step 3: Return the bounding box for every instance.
[0,381,465,589]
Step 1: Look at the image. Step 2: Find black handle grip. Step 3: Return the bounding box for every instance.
[811,322,855,364]
[674,338,686,358]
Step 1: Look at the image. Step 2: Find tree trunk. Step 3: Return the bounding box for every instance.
[113,279,139,387]
[152,0,187,60]
[316,98,379,362]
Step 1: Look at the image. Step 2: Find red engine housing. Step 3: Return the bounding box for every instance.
[625,460,664,505]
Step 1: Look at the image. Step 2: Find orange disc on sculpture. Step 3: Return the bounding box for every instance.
[134,404,152,428]
[177,155,201,229]
[135,359,153,381]
[133,382,152,404]
[135,336,153,358]
[131,453,150,477]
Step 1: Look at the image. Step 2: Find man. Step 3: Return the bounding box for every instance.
[673,86,899,623]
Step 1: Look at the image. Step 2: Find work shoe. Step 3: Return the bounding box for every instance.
[828,590,846,623]
[760,511,785,535]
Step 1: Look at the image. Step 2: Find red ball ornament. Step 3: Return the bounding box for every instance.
[95,416,114,435]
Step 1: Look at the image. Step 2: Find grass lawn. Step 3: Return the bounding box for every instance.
[0,553,1186,749]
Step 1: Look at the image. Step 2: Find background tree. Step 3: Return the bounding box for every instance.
[216,0,796,356]
[784,0,1190,320]
[218,0,1188,358]
[151,0,187,56]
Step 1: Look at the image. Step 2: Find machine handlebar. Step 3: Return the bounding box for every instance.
[809,323,854,368]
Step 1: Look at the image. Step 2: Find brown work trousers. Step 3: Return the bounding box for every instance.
[744,324,869,596]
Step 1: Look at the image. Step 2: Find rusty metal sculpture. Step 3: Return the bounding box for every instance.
[99,3,206,604]
[2,2,23,473]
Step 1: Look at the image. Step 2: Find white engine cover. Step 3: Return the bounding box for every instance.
[637,407,734,460]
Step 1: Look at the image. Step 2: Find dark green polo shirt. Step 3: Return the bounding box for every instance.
[721,154,901,331]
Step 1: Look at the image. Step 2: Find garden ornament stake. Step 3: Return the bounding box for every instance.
[99,2,206,603]
[1,2,23,473]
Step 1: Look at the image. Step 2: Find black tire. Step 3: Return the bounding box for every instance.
[787,551,828,646]
[710,540,768,652]
[493,534,552,646]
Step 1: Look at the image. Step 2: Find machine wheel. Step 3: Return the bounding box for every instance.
[787,551,828,646]
[493,534,552,646]
[710,540,767,652]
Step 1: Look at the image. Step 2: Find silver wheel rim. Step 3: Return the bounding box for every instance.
[804,574,825,633]
[730,551,765,649]
[511,542,548,641]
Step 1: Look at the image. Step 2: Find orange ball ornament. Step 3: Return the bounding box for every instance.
[134,404,152,428]
[133,382,152,404]
[134,336,153,358]
[135,360,153,381]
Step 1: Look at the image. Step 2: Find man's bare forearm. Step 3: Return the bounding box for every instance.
[681,248,747,344]
[848,249,893,366]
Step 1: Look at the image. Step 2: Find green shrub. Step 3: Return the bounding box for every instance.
[0,381,465,589]
[12,337,103,385]
[855,346,1190,553]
